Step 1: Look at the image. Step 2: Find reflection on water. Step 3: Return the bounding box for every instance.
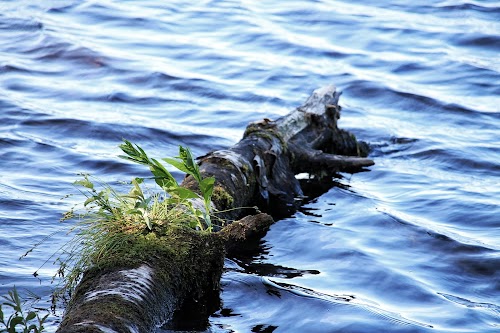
[1,0,499,332]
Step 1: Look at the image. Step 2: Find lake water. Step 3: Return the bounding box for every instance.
[1,1,499,332]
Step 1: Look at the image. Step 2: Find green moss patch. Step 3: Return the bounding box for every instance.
[59,226,224,332]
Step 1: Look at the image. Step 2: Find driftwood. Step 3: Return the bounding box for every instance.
[56,85,373,333]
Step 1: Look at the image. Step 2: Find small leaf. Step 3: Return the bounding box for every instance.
[1,302,15,310]
[169,187,199,200]
[133,197,151,211]
[39,312,49,324]
[117,154,144,164]
[136,144,149,159]
[83,196,96,207]
[118,140,149,165]
[188,219,198,228]
[98,189,110,201]
[144,214,152,230]
[6,289,20,313]
[74,179,94,189]
[126,209,142,215]
[179,146,200,178]
[129,179,144,199]
[0,304,4,322]
[179,146,195,168]
[9,316,24,330]
[162,158,190,175]
[150,158,177,189]
[194,209,204,219]
[26,312,36,321]
[200,177,215,202]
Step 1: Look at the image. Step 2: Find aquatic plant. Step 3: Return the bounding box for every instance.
[0,286,49,333]
[27,140,218,302]
[118,140,215,231]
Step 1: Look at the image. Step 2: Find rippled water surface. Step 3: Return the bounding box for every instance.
[1,1,499,332]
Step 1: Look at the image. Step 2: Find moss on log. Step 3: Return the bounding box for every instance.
[57,228,224,332]
[56,85,373,332]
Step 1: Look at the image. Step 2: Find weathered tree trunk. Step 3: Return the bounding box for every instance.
[56,85,373,333]
[192,84,372,220]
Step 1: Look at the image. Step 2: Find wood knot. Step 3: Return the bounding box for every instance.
[326,104,340,120]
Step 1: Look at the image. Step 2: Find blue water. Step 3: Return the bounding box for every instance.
[1,1,499,332]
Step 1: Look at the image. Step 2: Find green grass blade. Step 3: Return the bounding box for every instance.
[200,177,215,203]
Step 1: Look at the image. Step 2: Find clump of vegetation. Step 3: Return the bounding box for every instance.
[0,286,49,333]
[31,140,220,301]
[118,140,215,231]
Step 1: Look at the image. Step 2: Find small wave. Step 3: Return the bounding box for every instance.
[378,207,498,251]
[436,2,500,13]
[454,34,500,50]
[404,147,499,175]
[31,40,108,70]
[264,279,433,329]
[439,293,500,315]
[0,15,43,31]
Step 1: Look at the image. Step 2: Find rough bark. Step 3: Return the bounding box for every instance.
[188,84,373,219]
[56,85,373,333]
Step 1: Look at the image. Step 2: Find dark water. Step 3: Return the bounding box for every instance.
[1,1,499,332]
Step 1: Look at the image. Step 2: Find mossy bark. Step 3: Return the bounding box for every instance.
[56,229,224,333]
[56,85,373,332]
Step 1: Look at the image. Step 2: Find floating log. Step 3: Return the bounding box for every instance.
[56,85,373,333]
